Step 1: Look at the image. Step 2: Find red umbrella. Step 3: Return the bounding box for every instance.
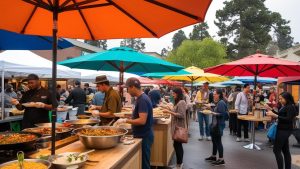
[152,79,170,85]
[139,77,155,84]
[205,52,300,89]
[167,80,182,86]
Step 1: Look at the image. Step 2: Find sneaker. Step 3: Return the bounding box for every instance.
[205,156,217,162]
[236,137,242,142]
[211,159,225,166]
[244,138,250,142]
[198,136,204,141]
[207,136,211,141]
[176,163,183,169]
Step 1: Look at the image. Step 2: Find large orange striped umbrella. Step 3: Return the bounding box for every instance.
[0,0,212,155]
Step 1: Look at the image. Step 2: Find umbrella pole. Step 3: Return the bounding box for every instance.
[253,74,258,108]
[51,1,58,155]
[119,71,124,105]
[1,71,4,120]
[191,80,194,98]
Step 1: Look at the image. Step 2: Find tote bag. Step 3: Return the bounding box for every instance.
[267,122,277,141]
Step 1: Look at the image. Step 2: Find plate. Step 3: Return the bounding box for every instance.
[202,110,212,114]
[22,102,36,107]
[114,112,132,118]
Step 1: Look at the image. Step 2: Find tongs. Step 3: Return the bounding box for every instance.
[17,151,24,169]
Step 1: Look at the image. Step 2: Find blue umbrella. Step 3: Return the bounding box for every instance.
[0,29,73,50]
[142,69,190,78]
[232,76,277,84]
[220,80,244,86]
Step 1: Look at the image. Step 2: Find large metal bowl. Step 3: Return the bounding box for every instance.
[0,159,51,168]
[64,119,100,128]
[35,123,66,128]
[73,126,128,149]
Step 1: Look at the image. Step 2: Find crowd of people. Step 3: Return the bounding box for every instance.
[2,73,300,169]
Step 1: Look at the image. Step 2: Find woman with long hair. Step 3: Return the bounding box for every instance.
[266,92,298,169]
[205,89,227,166]
[163,87,187,169]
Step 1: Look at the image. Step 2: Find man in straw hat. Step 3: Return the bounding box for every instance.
[90,75,121,125]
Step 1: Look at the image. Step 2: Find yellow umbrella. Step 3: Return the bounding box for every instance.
[163,66,228,82]
[163,66,228,96]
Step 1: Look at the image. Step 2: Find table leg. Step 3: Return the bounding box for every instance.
[243,121,261,150]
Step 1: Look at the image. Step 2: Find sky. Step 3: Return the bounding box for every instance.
[106,0,300,53]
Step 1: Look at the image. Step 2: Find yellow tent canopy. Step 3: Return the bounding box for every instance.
[163,66,228,83]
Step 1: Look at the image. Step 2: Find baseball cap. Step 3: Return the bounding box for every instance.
[125,77,141,88]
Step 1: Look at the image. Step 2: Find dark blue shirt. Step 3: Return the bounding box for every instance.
[148,89,161,108]
[132,93,153,138]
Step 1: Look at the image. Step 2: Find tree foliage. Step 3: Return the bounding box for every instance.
[120,38,145,52]
[160,48,169,57]
[84,40,107,50]
[215,0,293,59]
[189,22,210,40]
[172,30,187,49]
[166,38,227,68]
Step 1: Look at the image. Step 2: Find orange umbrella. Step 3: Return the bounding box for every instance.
[0,0,212,39]
[0,0,212,155]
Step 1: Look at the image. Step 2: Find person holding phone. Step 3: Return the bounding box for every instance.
[266,92,297,169]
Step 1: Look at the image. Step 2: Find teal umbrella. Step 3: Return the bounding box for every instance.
[142,69,190,78]
[59,47,183,87]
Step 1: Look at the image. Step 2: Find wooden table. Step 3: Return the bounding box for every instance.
[30,139,142,169]
[151,118,174,167]
[238,115,271,150]
[229,109,238,114]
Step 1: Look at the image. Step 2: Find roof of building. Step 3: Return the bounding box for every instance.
[275,44,300,62]
[64,38,103,53]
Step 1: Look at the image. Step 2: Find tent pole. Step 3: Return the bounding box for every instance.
[51,0,58,155]
[1,71,4,120]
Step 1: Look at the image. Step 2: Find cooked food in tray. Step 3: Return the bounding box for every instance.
[0,133,37,145]
[23,127,70,135]
[153,108,170,118]
[78,128,125,136]
[0,161,48,169]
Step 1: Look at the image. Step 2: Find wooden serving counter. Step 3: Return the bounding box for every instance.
[30,138,142,169]
[151,118,174,167]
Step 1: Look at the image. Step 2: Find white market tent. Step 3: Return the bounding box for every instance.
[76,69,139,83]
[0,50,81,120]
[0,50,80,78]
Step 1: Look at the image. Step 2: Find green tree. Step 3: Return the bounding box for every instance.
[84,40,107,50]
[166,38,227,68]
[160,48,169,57]
[172,30,187,49]
[189,22,210,40]
[215,0,293,59]
[272,12,294,50]
[120,38,145,52]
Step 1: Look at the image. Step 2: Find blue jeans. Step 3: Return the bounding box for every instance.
[198,111,210,137]
[141,133,154,169]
